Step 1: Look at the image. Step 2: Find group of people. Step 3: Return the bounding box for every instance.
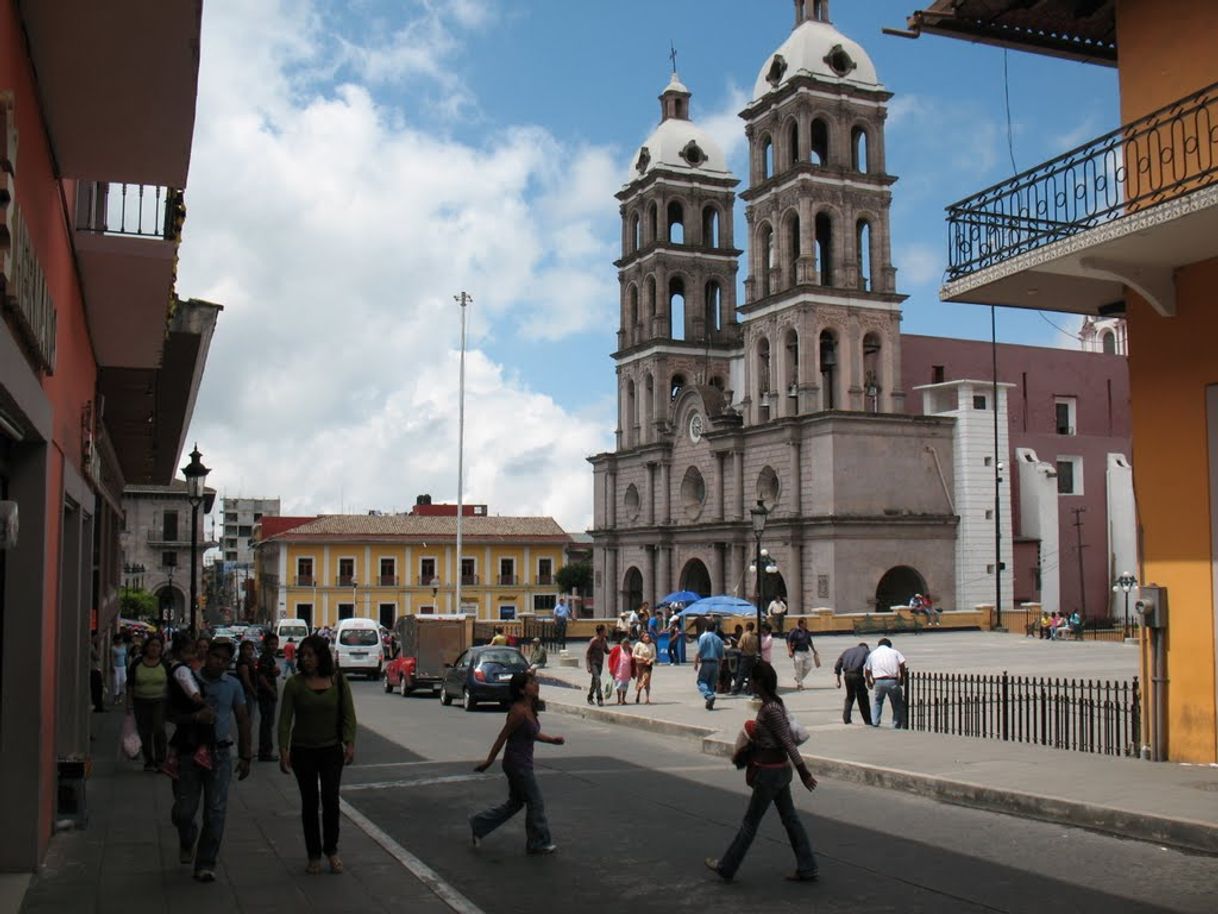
[831,638,910,728]
[1032,609,1084,640]
[583,626,658,705]
[114,628,358,882]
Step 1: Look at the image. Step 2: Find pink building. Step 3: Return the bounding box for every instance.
[902,334,1133,620]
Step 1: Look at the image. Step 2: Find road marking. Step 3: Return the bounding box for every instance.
[340,797,486,914]
[342,763,724,792]
[344,773,493,792]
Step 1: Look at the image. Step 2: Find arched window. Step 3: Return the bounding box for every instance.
[819,330,838,410]
[1101,330,1116,354]
[647,202,659,243]
[815,212,834,287]
[785,211,801,286]
[762,134,774,179]
[643,374,654,438]
[856,218,872,291]
[784,328,799,401]
[625,379,637,444]
[702,205,720,248]
[644,275,656,329]
[810,118,829,166]
[627,284,639,339]
[671,373,686,401]
[851,126,869,172]
[863,332,881,413]
[669,276,686,341]
[813,0,828,21]
[757,337,772,397]
[668,200,685,244]
[631,212,641,251]
[787,119,799,168]
[705,280,723,332]
[758,223,775,298]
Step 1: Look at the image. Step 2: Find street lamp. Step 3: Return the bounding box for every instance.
[747,500,781,651]
[1113,571,1138,637]
[181,444,210,635]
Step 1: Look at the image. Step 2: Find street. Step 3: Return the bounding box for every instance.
[343,678,1217,914]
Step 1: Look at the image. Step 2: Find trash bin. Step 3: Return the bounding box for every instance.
[656,632,670,663]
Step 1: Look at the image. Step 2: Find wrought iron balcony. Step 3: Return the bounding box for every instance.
[294,575,314,587]
[418,575,441,586]
[536,574,554,586]
[945,80,1218,282]
[378,575,399,586]
[336,575,356,587]
[76,182,186,240]
[497,575,519,586]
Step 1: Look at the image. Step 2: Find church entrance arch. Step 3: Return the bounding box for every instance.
[623,567,644,613]
[679,559,712,599]
[759,571,787,608]
[875,566,926,612]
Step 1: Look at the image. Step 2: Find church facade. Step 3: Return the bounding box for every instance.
[588,1,1005,616]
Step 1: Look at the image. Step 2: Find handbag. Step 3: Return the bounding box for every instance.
[121,711,142,760]
[812,648,822,669]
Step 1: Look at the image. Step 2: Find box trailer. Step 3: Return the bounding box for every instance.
[384,615,468,695]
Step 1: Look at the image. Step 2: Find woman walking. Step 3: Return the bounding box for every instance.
[632,632,656,704]
[706,661,818,883]
[608,635,634,705]
[470,671,564,854]
[127,635,169,770]
[278,635,356,875]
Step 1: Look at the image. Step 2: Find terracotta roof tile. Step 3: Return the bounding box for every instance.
[266,514,570,542]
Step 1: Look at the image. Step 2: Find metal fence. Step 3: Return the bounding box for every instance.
[945,79,1218,279]
[522,617,561,653]
[907,670,1140,757]
[1003,607,1137,641]
[471,618,561,653]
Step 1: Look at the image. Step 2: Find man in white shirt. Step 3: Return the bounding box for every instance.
[863,637,908,729]
[767,596,788,634]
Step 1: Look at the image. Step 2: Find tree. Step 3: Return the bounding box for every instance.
[119,587,157,620]
[555,561,592,597]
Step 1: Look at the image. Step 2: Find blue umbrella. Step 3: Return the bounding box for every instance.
[658,590,702,607]
[676,595,757,617]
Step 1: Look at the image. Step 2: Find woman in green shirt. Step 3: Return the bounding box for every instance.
[278,635,356,874]
[127,636,168,770]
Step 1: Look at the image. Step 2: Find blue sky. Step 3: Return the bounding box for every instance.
[179,0,1119,530]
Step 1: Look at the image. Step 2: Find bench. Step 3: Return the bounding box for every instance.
[852,613,924,636]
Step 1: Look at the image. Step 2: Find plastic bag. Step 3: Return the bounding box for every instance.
[121,712,142,760]
[787,710,810,745]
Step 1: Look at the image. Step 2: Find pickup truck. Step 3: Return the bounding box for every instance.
[383,615,468,696]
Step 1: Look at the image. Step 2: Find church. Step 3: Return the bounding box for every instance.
[589,0,988,617]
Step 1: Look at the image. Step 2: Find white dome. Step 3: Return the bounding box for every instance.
[627,118,731,184]
[752,19,881,101]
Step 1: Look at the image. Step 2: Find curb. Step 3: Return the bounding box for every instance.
[545,698,1218,856]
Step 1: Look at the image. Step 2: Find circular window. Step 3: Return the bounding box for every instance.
[635,146,651,174]
[757,466,780,508]
[624,484,641,520]
[680,140,706,167]
[680,466,706,518]
[766,54,788,87]
[824,45,856,77]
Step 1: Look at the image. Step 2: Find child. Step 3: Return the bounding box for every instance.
[163,634,214,778]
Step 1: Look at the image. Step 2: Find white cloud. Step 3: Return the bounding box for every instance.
[179,0,613,530]
[895,243,943,286]
[698,82,751,172]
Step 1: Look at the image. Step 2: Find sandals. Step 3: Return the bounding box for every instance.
[306,859,322,875]
[327,855,344,874]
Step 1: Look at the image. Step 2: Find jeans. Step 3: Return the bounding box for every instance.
[132,697,166,766]
[696,660,719,700]
[258,694,277,757]
[843,672,872,724]
[792,651,813,686]
[470,764,551,851]
[731,653,756,694]
[872,679,907,728]
[667,638,681,665]
[292,744,344,858]
[717,766,816,879]
[587,662,603,703]
[555,621,567,650]
[173,747,234,870]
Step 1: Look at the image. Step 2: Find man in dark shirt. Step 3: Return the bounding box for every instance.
[255,634,280,761]
[834,642,872,725]
[585,625,609,706]
[785,619,817,690]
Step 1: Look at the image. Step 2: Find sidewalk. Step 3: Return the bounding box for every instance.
[13,709,451,914]
[537,636,1218,855]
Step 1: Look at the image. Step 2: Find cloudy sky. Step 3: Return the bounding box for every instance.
[178,0,1118,533]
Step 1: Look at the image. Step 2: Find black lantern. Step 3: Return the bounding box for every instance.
[181,444,211,634]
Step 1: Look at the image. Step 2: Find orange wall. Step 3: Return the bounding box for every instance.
[1117,0,1218,121]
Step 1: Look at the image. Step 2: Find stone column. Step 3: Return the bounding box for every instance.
[606,549,619,618]
[646,463,656,526]
[660,461,672,524]
[658,546,673,600]
[788,541,804,613]
[789,436,803,515]
[715,452,726,522]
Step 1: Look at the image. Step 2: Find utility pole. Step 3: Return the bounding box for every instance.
[1071,506,1088,618]
[453,291,471,618]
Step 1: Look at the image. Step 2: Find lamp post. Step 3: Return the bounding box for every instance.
[182,444,211,635]
[162,557,176,627]
[750,500,768,642]
[1113,571,1137,638]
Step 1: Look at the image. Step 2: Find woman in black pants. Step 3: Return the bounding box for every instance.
[278,635,356,874]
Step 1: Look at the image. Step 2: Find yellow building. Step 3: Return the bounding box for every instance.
[255,514,570,628]
[904,0,1218,761]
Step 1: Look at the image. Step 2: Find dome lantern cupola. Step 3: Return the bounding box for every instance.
[795,0,831,28]
[660,72,691,122]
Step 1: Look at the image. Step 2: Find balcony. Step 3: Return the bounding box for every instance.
[536,575,554,586]
[941,81,1218,317]
[146,530,189,547]
[417,576,441,587]
[294,575,314,587]
[336,575,356,587]
[497,575,519,586]
[377,575,399,586]
[460,574,480,586]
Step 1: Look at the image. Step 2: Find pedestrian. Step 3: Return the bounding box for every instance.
[235,640,257,710]
[111,633,129,704]
[585,624,609,706]
[785,618,818,690]
[470,671,564,855]
[282,636,298,677]
[192,636,210,673]
[490,627,509,646]
[666,614,683,664]
[553,598,571,649]
[127,635,169,770]
[767,595,788,634]
[864,637,908,729]
[278,634,357,875]
[256,634,281,761]
[694,618,725,710]
[90,634,106,712]
[170,638,252,882]
[759,623,774,665]
[705,661,818,883]
[164,633,215,779]
[833,642,872,725]
[608,635,634,704]
[632,631,656,704]
[732,622,759,695]
[527,637,548,671]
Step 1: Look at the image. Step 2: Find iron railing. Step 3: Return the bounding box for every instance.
[1006,607,1137,641]
[522,617,561,653]
[946,80,1218,280]
[907,670,1140,757]
[76,182,185,240]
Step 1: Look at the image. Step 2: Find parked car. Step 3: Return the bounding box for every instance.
[334,617,384,679]
[384,615,467,697]
[439,645,530,711]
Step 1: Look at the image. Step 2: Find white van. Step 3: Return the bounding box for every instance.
[334,617,384,679]
[275,618,310,656]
